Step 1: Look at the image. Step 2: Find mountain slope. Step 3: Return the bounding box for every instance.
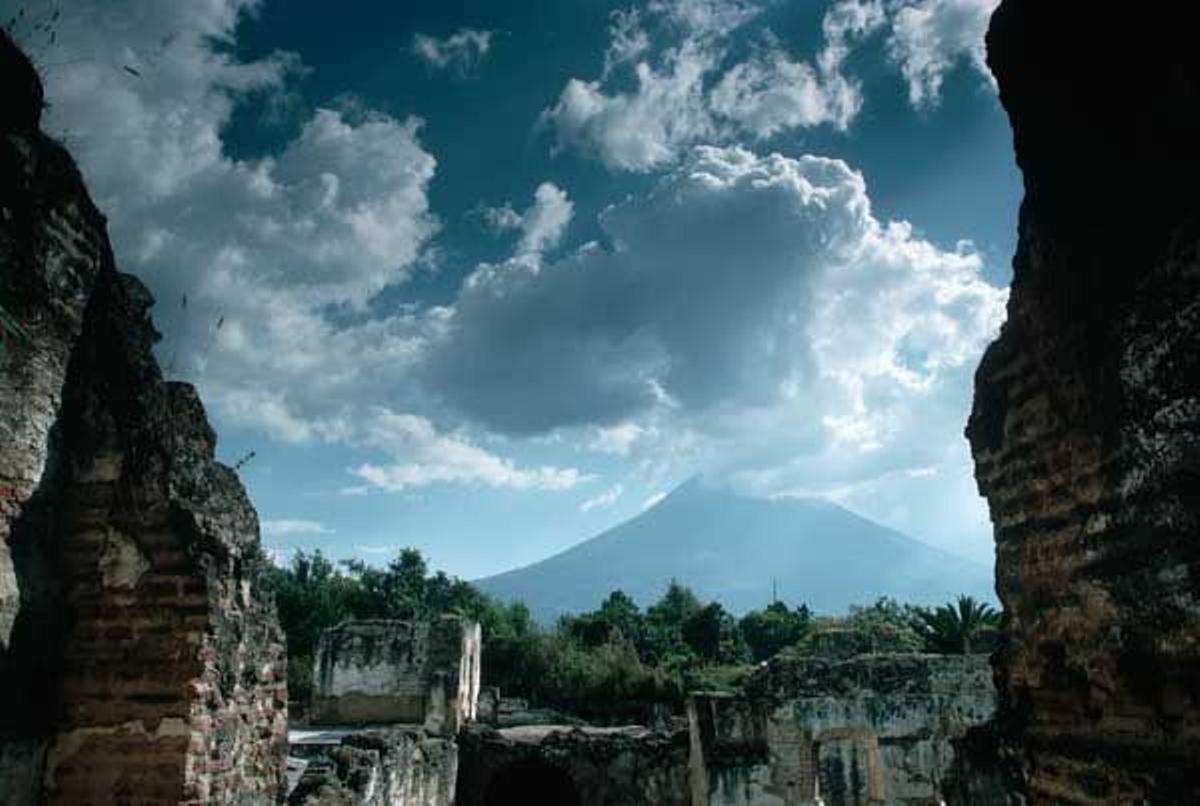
[475,479,995,623]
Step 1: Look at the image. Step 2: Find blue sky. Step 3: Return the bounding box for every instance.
[10,0,1017,577]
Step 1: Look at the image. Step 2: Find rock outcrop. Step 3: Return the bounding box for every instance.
[968,2,1200,801]
[0,30,287,804]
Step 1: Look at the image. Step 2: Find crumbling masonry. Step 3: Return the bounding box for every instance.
[0,31,287,805]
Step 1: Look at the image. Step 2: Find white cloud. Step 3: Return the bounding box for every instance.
[709,46,856,138]
[8,1,596,497]
[648,0,762,38]
[580,483,624,512]
[17,5,412,428]
[589,423,646,456]
[543,38,717,172]
[484,182,575,256]
[603,8,652,77]
[710,3,885,138]
[885,0,1000,108]
[544,0,884,171]
[424,145,1006,531]
[350,409,588,493]
[483,204,523,232]
[261,519,333,537]
[411,28,495,72]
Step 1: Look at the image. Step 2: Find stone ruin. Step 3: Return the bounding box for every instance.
[0,29,286,806]
[295,616,1002,805]
[688,654,1003,805]
[967,1,1200,800]
[311,618,482,735]
[4,0,1200,800]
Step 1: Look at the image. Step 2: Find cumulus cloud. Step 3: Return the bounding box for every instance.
[15,0,586,494]
[350,410,587,493]
[543,39,717,172]
[546,0,1002,169]
[411,28,495,73]
[710,3,885,138]
[886,0,999,107]
[423,146,1006,516]
[261,519,334,537]
[484,182,575,257]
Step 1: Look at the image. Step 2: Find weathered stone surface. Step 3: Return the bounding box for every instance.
[289,729,457,806]
[689,654,1004,805]
[0,30,287,804]
[968,2,1200,801]
[312,617,481,735]
[455,724,691,806]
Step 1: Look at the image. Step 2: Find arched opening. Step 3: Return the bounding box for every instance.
[484,759,582,806]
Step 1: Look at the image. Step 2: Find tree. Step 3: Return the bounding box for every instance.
[682,602,745,664]
[740,601,811,662]
[644,580,702,663]
[912,595,1000,654]
[597,590,644,645]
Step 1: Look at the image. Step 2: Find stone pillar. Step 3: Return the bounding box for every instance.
[969,2,1200,800]
[0,30,287,804]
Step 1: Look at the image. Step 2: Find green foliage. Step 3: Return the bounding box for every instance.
[845,597,926,652]
[682,601,746,664]
[739,601,811,662]
[911,595,1000,654]
[791,597,925,658]
[264,548,996,722]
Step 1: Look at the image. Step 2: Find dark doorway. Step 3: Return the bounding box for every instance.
[483,759,582,806]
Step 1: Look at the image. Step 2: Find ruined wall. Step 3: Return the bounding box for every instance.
[0,31,287,804]
[289,729,457,806]
[967,2,1200,801]
[455,724,691,806]
[689,654,1002,805]
[312,617,481,735]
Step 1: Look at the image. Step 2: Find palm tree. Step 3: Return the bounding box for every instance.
[912,595,1000,654]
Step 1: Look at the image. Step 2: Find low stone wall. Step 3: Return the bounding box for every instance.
[311,617,481,735]
[689,654,1006,805]
[455,724,690,806]
[289,729,457,806]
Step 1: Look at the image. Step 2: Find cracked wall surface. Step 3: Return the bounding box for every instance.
[968,2,1200,801]
[0,30,288,805]
[311,617,481,736]
[689,654,1004,806]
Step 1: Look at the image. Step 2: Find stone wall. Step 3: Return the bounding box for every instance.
[968,2,1200,801]
[312,617,481,735]
[289,730,457,806]
[689,654,1002,805]
[0,30,287,804]
[455,724,690,806]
